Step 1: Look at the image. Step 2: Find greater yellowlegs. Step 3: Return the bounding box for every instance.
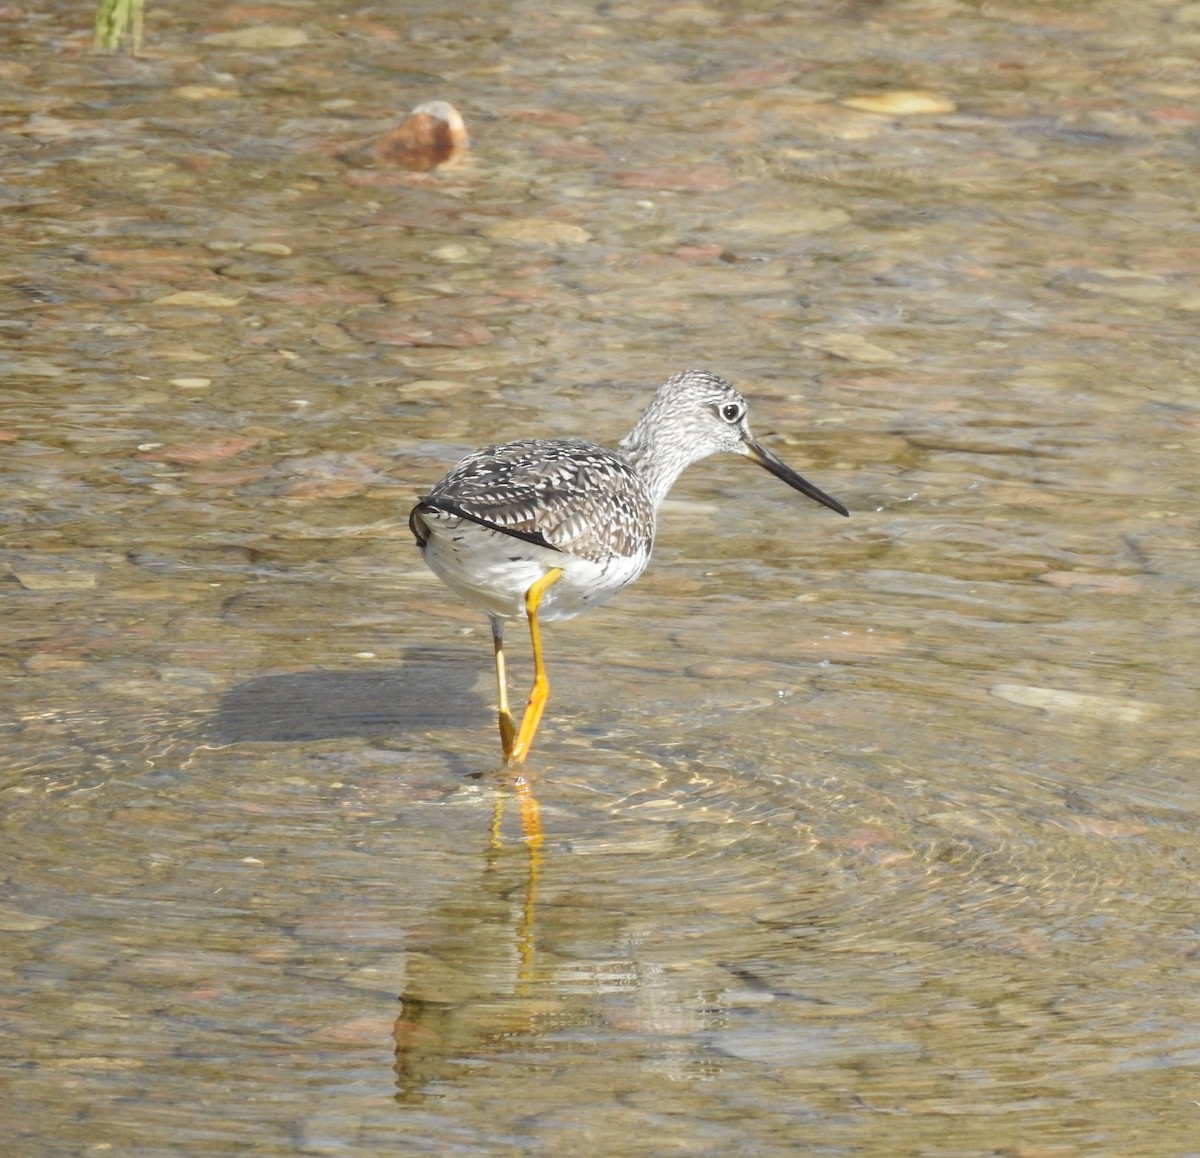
[409,369,849,764]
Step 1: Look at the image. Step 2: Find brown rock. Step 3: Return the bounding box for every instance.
[372,101,469,171]
[137,435,261,465]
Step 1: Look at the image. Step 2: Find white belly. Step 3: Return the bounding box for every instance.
[418,514,648,621]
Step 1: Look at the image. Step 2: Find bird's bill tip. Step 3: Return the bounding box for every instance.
[742,440,850,517]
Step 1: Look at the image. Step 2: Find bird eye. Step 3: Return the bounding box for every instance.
[720,402,742,423]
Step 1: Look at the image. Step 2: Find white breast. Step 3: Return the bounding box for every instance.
[418,513,649,622]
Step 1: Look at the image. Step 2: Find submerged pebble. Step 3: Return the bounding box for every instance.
[990,684,1162,723]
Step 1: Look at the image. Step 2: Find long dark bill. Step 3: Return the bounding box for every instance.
[743,439,850,517]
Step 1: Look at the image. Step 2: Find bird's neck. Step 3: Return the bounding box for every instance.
[617,409,696,510]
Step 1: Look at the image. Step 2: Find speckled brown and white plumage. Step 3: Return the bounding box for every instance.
[409,369,848,623]
[416,438,654,564]
[409,436,654,622]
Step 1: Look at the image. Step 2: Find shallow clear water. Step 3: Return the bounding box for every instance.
[3,1,1200,1155]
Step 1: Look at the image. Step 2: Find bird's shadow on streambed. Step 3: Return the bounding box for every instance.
[210,647,487,771]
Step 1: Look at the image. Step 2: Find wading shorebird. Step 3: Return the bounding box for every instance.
[409,369,849,764]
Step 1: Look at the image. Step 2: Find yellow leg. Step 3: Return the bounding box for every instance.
[508,567,563,765]
[490,616,516,760]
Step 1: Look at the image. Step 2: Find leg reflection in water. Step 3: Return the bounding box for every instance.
[392,772,545,1099]
[490,774,543,978]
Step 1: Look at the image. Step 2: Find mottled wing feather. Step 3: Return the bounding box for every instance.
[417,438,654,563]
